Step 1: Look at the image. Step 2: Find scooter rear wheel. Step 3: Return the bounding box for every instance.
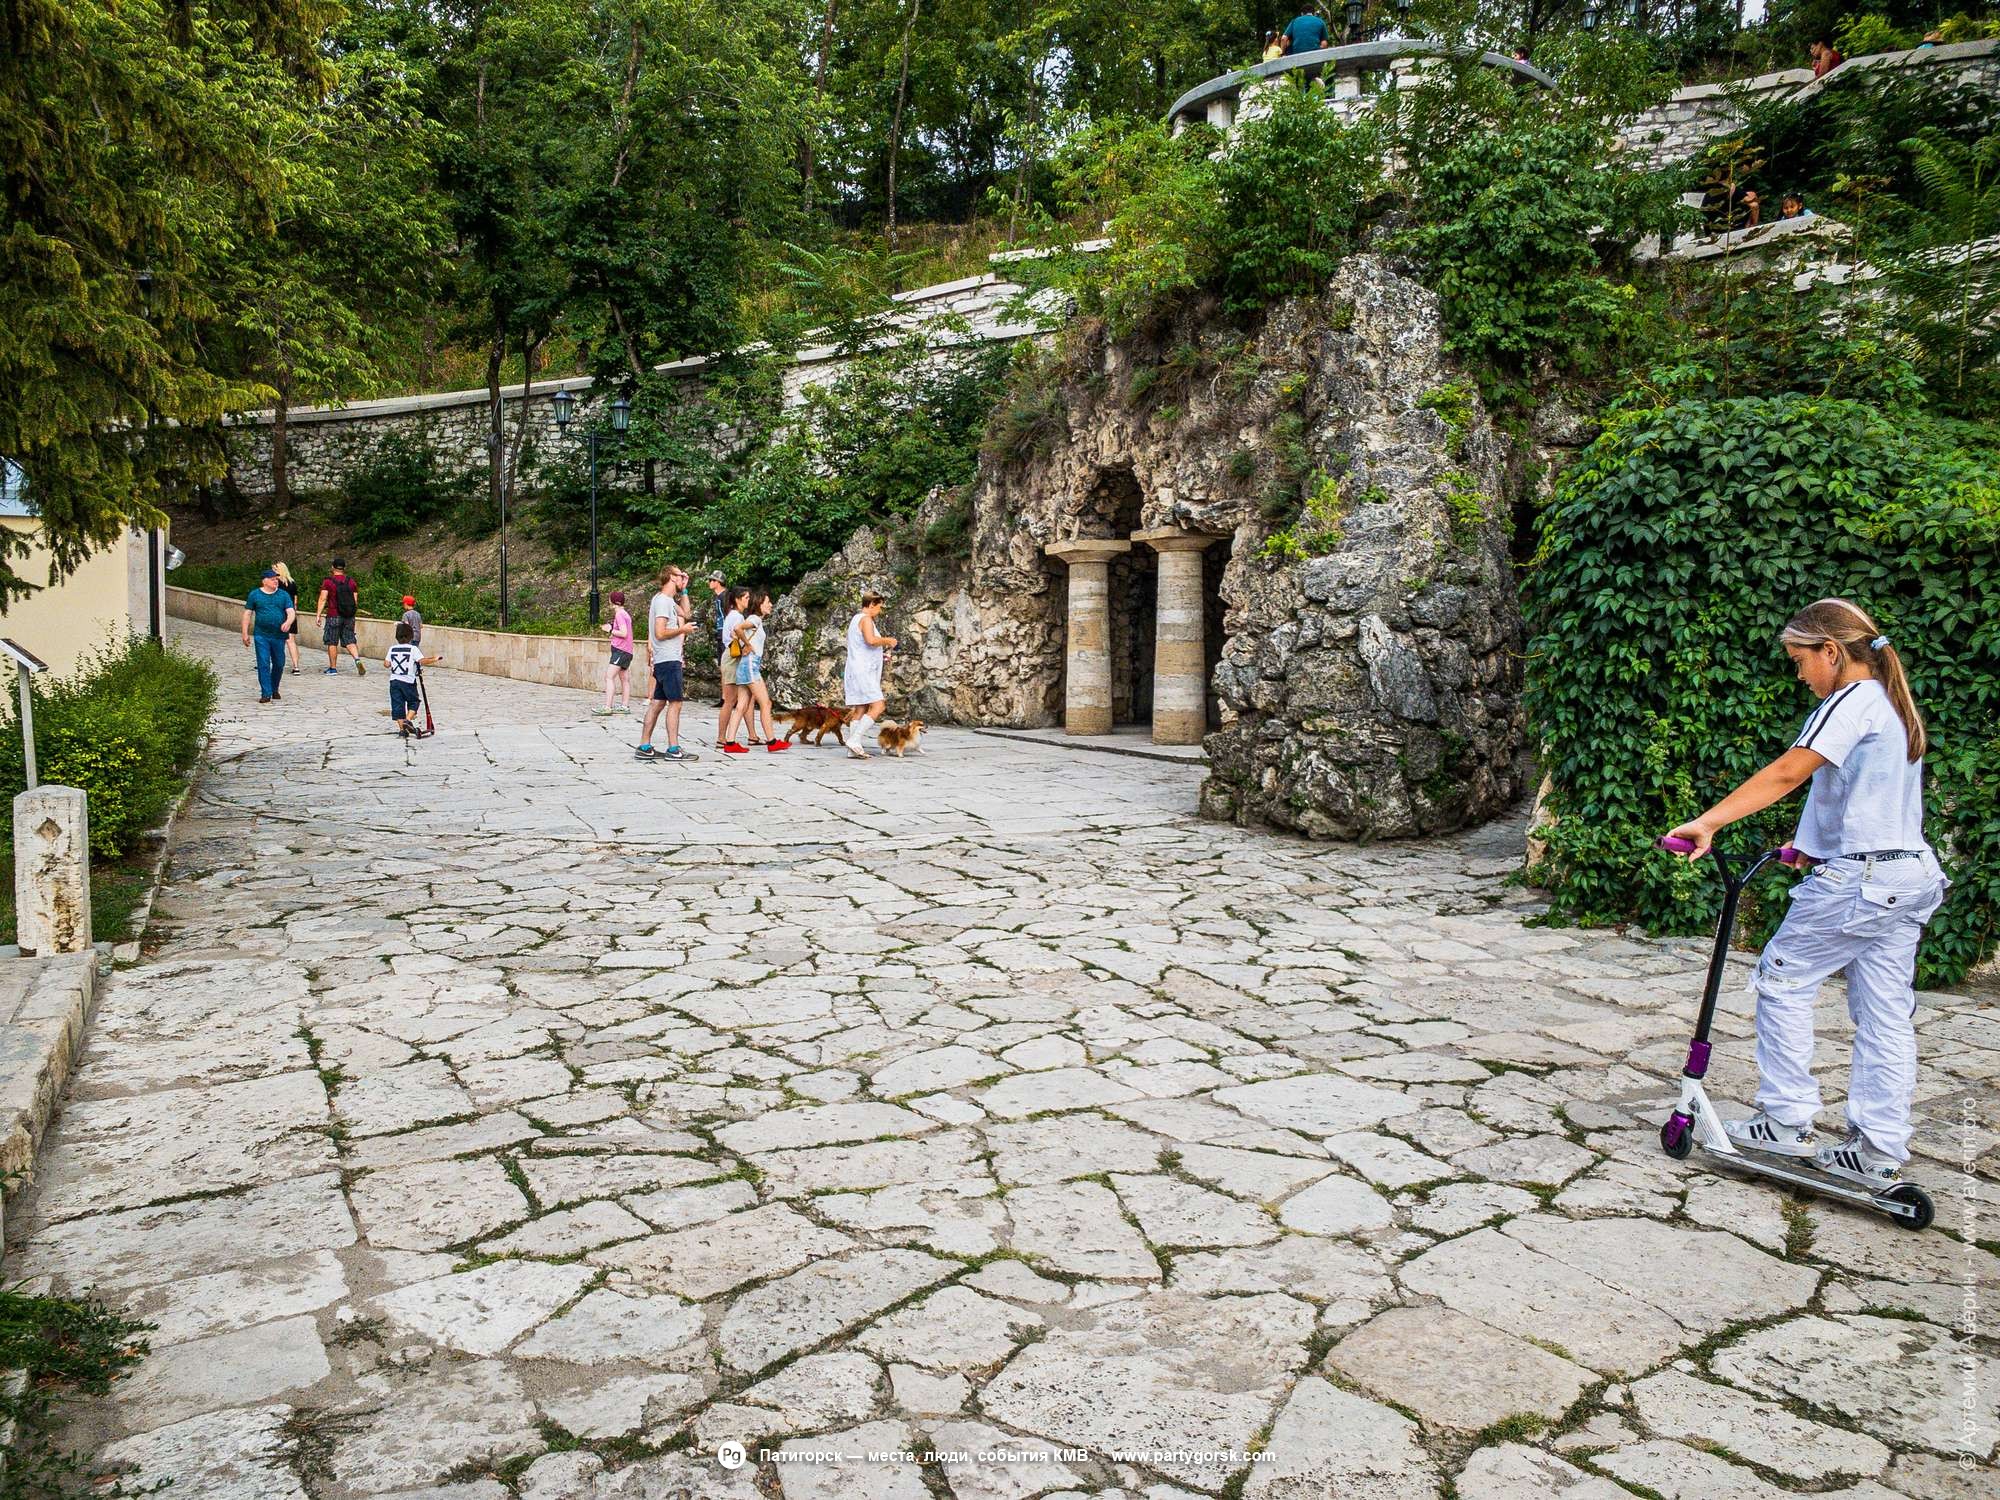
[1659,1118,1694,1160]
[1881,1181,1933,1232]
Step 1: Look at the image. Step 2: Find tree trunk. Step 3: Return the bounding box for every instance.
[803,0,838,211]
[271,373,291,510]
[886,0,922,248]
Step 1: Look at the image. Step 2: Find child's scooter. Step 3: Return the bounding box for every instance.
[1653,835,1934,1231]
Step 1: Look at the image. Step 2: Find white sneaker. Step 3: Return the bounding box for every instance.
[1724,1112,1818,1157]
[1815,1132,1901,1187]
[847,737,870,759]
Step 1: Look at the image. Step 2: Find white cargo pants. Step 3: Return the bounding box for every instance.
[1752,853,1947,1163]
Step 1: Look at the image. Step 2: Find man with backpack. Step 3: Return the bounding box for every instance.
[315,559,366,676]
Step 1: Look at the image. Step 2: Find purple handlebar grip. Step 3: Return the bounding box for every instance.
[1657,836,1698,854]
[1778,845,1800,866]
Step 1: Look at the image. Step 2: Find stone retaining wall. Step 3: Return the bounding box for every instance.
[220,273,1046,501]
[167,586,720,700]
[1616,38,2000,169]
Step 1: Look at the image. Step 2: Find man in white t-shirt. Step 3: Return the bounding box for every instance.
[636,565,697,762]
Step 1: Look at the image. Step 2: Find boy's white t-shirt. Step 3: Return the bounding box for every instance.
[386,642,421,684]
[649,591,683,664]
[1790,678,1927,857]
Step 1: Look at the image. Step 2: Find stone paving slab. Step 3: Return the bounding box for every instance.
[6,621,1996,1499]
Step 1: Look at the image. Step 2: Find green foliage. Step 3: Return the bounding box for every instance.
[0,1283,159,1497]
[1525,395,2000,984]
[1036,82,1386,333]
[1879,127,2000,413]
[635,338,1010,590]
[1418,378,1478,456]
[1262,471,1348,562]
[0,0,337,607]
[1394,115,1660,385]
[1833,14,1915,57]
[921,489,976,559]
[338,431,478,543]
[0,640,217,859]
[1439,470,1489,542]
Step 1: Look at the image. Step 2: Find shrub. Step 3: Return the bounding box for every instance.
[337,430,476,543]
[1396,117,1662,385]
[1525,395,2000,984]
[0,639,217,858]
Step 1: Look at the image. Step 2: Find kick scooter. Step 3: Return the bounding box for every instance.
[1653,835,1935,1231]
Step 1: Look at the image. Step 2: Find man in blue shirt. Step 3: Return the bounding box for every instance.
[241,568,297,703]
[1284,8,1329,58]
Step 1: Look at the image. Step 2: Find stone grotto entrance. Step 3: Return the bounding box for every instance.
[1045,498,1224,746]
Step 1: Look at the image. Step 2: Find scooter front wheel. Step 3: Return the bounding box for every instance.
[1881,1181,1934,1232]
[1659,1117,1694,1160]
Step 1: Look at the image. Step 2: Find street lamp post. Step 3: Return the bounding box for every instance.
[551,388,631,627]
[1344,0,1365,44]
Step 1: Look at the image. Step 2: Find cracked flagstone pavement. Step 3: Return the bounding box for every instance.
[6,621,1997,1500]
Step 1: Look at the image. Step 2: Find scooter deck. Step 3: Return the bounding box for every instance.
[1693,1142,1927,1223]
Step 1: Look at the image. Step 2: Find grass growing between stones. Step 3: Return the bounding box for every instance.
[0,1286,158,1498]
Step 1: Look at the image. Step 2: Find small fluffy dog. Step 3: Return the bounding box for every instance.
[876,719,927,757]
[776,704,856,746]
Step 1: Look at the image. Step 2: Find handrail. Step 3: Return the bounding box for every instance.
[1166,38,1556,125]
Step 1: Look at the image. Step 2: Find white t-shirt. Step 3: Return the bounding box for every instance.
[741,615,766,658]
[1790,678,1927,857]
[649,591,683,664]
[722,610,745,660]
[386,642,422,684]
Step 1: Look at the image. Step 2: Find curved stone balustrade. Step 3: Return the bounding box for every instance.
[1167,39,1555,135]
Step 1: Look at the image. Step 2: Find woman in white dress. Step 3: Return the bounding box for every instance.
[842,593,898,759]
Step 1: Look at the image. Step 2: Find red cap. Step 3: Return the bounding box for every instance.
[402,596,416,607]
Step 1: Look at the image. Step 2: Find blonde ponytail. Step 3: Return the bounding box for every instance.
[1780,598,1927,762]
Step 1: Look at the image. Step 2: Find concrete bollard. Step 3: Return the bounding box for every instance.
[13,786,91,956]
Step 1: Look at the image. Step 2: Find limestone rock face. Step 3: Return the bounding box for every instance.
[766,254,1527,838]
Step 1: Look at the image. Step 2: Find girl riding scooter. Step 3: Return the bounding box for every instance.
[1665,597,1948,1189]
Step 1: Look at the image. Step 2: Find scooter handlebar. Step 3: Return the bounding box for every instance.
[1656,836,1802,865]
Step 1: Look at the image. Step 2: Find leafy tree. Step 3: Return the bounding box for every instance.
[207,36,446,507]
[0,0,338,608]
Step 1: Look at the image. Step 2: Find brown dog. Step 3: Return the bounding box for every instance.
[876,720,926,757]
[776,704,856,746]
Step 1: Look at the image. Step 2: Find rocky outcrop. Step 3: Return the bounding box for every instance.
[767,254,1529,839]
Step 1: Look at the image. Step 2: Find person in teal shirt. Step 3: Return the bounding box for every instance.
[241,568,296,703]
[1284,9,1329,57]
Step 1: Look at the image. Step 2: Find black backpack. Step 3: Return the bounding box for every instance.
[331,575,357,618]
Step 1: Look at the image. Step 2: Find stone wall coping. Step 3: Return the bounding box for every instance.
[226,374,596,429]
[1167,38,1555,124]
[1793,35,1998,102]
[1660,65,1815,103]
[173,585,600,647]
[0,951,98,1188]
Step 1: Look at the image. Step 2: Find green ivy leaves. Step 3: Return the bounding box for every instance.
[1525,394,2000,985]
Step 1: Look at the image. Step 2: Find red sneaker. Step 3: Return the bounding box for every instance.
[721,742,749,754]
[767,740,791,752]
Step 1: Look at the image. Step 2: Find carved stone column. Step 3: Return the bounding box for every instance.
[1045,539,1131,735]
[1136,529,1220,746]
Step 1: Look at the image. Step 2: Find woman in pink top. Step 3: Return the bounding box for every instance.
[601,590,636,714]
